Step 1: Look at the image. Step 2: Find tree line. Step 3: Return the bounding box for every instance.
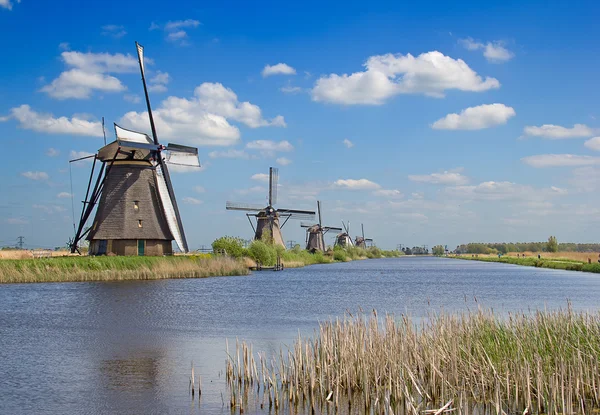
[454,239,599,254]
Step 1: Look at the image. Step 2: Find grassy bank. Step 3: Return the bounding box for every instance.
[0,255,249,284]
[226,306,600,414]
[454,254,600,273]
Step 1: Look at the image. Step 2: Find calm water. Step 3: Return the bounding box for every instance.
[1,257,600,414]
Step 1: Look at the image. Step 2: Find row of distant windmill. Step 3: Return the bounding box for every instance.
[68,43,374,256]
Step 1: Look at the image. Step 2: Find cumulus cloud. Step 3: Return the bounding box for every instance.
[21,171,49,181]
[101,24,127,39]
[523,124,595,139]
[276,157,292,166]
[46,148,60,157]
[40,50,145,99]
[262,63,297,77]
[0,0,20,10]
[584,137,600,151]
[521,154,600,168]
[148,71,170,93]
[57,192,72,198]
[120,83,285,146]
[432,103,515,130]
[334,178,381,190]
[151,19,201,44]
[182,197,203,205]
[373,189,403,198]
[251,173,269,182]
[445,181,566,202]
[342,138,354,148]
[311,51,500,105]
[459,38,514,63]
[408,170,469,185]
[1,105,103,137]
[246,140,293,152]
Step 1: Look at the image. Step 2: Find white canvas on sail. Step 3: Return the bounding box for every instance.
[154,163,186,253]
[114,124,153,144]
[136,43,145,77]
[165,150,200,167]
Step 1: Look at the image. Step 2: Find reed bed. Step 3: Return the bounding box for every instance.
[0,255,249,283]
[455,255,600,274]
[225,306,600,414]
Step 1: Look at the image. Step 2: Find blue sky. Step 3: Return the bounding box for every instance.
[1,0,599,250]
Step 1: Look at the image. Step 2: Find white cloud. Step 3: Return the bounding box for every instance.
[521,154,600,168]
[194,186,206,193]
[523,124,595,139]
[1,105,103,137]
[584,137,600,151]
[431,103,515,130]
[459,38,514,63]
[408,170,469,185]
[165,19,201,31]
[120,83,285,146]
[182,197,203,205]
[58,42,70,51]
[276,157,292,166]
[445,181,566,202]
[57,192,72,198]
[46,148,60,157]
[246,140,293,152]
[311,51,500,105]
[70,150,95,159]
[280,86,302,94]
[0,0,20,10]
[373,189,403,198]
[148,71,170,93]
[262,63,297,77]
[334,178,381,190]
[101,24,127,39]
[167,30,187,42]
[124,94,141,103]
[21,171,49,181]
[251,173,269,182]
[342,138,354,148]
[40,50,143,99]
[208,149,251,159]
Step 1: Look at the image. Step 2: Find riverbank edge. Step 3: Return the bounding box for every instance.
[0,255,250,284]
[452,254,600,273]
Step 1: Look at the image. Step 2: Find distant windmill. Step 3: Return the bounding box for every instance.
[335,221,354,248]
[355,223,374,248]
[226,167,315,248]
[300,201,342,253]
[69,42,200,256]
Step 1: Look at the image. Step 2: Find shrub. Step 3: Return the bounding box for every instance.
[212,236,247,258]
[333,247,347,262]
[248,240,277,266]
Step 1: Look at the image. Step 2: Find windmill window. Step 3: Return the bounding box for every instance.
[138,220,143,228]
[133,201,139,210]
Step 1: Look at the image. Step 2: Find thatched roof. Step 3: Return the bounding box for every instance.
[87,162,173,241]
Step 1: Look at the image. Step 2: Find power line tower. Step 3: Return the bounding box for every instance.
[396,244,403,251]
[17,236,25,250]
[287,240,296,250]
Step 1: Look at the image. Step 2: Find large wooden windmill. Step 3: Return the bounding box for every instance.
[301,201,342,252]
[335,221,354,248]
[226,167,315,248]
[69,42,200,256]
[354,223,374,248]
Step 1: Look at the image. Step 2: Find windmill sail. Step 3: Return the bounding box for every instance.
[165,144,201,167]
[155,162,187,252]
[115,124,153,144]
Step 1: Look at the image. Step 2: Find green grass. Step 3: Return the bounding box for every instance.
[0,255,249,284]
[454,254,600,273]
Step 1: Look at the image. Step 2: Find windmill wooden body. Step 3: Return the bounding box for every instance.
[226,167,315,248]
[301,201,342,253]
[69,42,200,256]
[355,224,374,248]
[335,221,354,248]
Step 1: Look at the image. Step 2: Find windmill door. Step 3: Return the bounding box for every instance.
[137,240,145,256]
[98,240,107,255]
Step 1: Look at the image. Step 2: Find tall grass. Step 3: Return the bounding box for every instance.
[0,255,249,284]
[456,254,600,274]
[226,306,600,414]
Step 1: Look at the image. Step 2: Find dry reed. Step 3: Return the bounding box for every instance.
[225,306,600,414]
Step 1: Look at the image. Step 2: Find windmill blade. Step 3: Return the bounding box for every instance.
[269,167,279,206]
[226,201,265,212]
[114,124,153,144]
[165,143,200,167]
[365,238,374,242]
[362,223,365,240]
[155,160,189,253]
[317,200,322,227]
[276,208,315,221]
[323,226,343,232]
[135,42,159,146]
[300,221,317,228]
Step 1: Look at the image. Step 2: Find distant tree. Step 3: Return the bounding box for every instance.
[432,245,445,256]
[546,236,558,253]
